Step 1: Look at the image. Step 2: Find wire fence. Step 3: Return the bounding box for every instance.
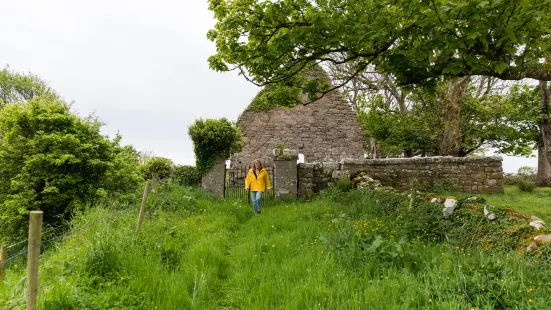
[3,255,90,310]
[1,182,547,308]
[0,180,188,309]
[1,208,131,309]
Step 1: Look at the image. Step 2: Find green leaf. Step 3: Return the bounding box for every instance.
[493,62,509,74]
[477,1,490,8]
[367,235,384,253]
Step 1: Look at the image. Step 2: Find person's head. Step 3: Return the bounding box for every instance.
[252,159,263,170]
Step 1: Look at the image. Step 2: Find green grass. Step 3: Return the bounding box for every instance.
[1,186,550,309]
[480,185,551,223]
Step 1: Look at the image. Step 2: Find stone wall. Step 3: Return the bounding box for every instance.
[298,156,504,196]
[200,158,226,198]
[298,162,340,198]
[231,90,365,168]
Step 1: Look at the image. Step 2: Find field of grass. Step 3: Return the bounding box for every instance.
[481,185,551,223]
[1,185,550,309]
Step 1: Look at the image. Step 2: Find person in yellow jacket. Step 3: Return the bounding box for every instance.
[245,159,271,215]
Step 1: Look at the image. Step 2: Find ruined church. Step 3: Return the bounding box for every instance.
[231,87,366,168]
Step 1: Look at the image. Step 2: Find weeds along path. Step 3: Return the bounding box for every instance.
[3,190,551,309]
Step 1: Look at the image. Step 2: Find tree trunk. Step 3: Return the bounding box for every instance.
[536,81,551,186]
[369,138,378,159]
[438,77,471,156]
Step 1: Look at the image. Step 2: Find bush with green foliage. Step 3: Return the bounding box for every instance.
[430,180,461,193]
[517,180,536,192]
[188,118,242,172]
[0,96,140,242]
[172,165,201,186]
[140,157,174,181]
[246,66,331,111]
[334,178,352,192]
[247,83,302,111]
[100,137,142,203]
[505,166,538,186]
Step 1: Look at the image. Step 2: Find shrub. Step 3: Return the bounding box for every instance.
[504,167,537,186]
[188,118,242,172]
[399,202,454,242]
[335,178,352,192]
[430,180,461,193]
[503,173,521,185]
[517,179,536,192]
[172,165,202,186]
[140,157,174,181]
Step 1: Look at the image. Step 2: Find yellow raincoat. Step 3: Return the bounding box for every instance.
[245,168,272,192]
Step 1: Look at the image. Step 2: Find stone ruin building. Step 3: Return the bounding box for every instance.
[230,87,366,169]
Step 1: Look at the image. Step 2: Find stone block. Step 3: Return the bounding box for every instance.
[332,170,350,179]
[298,168,314,178]
[323,162,340,173]
[282,149,299,157]
[298,181,314,189]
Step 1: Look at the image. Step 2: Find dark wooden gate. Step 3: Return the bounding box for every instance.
[224,165,275,204]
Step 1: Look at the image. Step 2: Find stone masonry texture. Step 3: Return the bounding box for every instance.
[231,90,365,168]
[274,154,299,200]
[298,156,504,197]
[201,158,226,198]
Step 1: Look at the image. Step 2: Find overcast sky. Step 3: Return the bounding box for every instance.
[0,0,537,172]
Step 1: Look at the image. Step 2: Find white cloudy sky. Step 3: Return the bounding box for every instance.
[0,0,537,172]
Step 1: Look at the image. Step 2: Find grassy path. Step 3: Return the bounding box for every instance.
[2,187,550,309]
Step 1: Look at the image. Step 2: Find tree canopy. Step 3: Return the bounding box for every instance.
[0,66,55,106]
[208,0,551,96]
[360,80,541,157]
[0,96,142,240]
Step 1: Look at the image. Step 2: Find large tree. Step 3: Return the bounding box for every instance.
[208,0,551,184]
[208,0,551,91]
[358,78,539,158]
[537,81,551,185]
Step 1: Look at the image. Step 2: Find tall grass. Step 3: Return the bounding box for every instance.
[480,185,551,222]
[1,185,550,309]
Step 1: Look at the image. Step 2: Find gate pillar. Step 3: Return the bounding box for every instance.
[273,149,298,200]
[201,157,226,198]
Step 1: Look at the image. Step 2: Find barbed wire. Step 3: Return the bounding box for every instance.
[5,238,27,251]
[2,254,90,310]
[2,210,127,270]
[5,223,65,250]
[1,210,129,310]
[3,293,28,310]
[2,247,28,266]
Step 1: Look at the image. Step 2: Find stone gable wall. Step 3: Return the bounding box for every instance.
[231,91,365,168]
[298,156,504,197]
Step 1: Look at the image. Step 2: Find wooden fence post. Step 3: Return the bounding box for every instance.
[27,211,43,310]
[0,245,6,284]
[152,173,160,199]
[136,181,151,232]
